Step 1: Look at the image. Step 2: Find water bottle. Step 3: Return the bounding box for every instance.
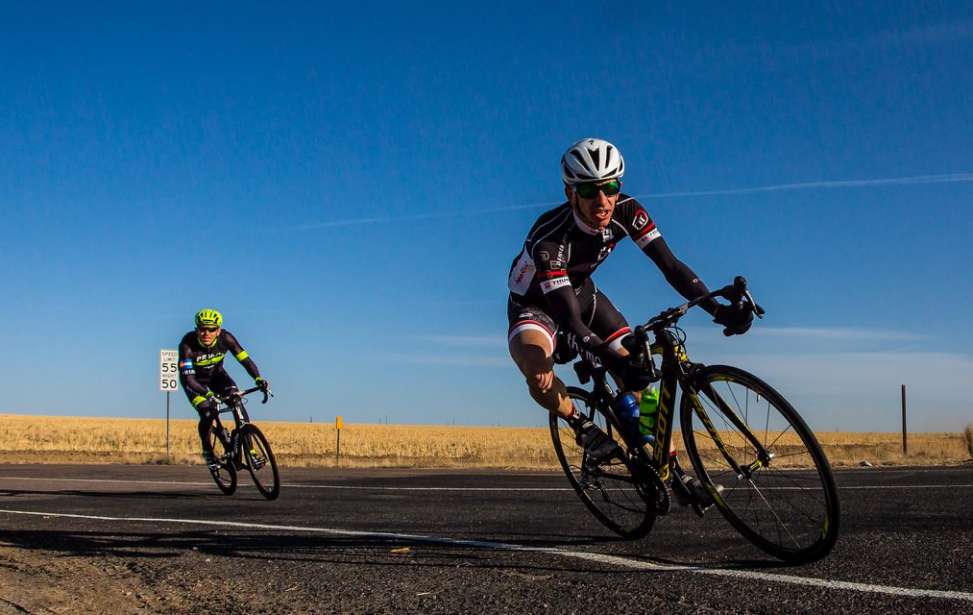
[612,393,644,444]
[613,392,639,421]
[639,386,660,445]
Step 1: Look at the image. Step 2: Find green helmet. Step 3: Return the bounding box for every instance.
[195,308,223,329]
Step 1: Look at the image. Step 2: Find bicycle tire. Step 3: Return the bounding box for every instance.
[680,365,840,563]
[549,387,657,539]
[208,423,237,495]
[240,424,280,501]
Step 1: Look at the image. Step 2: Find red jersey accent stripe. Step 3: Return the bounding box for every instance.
[633,222,657,239]
[604,327,632,343]
[537,269,568,280]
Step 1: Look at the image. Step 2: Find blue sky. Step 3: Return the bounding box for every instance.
[2,2,971,431]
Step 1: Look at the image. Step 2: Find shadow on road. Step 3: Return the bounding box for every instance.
[0,525,787,574]
[0,488,210,500]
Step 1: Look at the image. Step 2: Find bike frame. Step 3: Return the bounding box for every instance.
[569,332,683,481]
[212,386,265,461]
[567,278,773,484]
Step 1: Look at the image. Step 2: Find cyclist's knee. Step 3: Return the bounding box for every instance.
[196,409,217,436]
[509,333,553,374]
[510,328,570,411]
[516,356,557,396]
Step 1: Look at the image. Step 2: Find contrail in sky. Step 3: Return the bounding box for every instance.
[649,172,973,198]
[294,172,973,230]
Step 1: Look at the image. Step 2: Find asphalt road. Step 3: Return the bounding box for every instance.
[1,464,971,614]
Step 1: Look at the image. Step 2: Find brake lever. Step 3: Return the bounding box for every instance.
[743,289,765,318]
[641,338,658,380]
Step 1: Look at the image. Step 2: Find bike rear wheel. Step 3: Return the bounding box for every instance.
[549,387,657,539]
[240,424,280,500]
[680,365,840,563]
[208,422,237,495]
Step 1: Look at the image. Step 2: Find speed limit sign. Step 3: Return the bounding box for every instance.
[160,349,179,391]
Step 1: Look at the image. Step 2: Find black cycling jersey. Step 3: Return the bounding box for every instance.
[507,194,718,351]
[178,329,261,407]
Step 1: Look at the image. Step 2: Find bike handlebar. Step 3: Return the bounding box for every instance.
[621,276,765,355]
[220,385,273,405]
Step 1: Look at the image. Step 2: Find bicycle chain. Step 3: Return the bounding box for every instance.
[632,454,671,515]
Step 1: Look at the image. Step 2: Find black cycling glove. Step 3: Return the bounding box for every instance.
[595,344,656,391]
[713,302,754,336]
[198,396,219,417]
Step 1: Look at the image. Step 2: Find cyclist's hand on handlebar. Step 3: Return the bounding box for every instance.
[713,301,753,336]
[255,377,271,393]
[198,396,219,415]
[596,344,656,391]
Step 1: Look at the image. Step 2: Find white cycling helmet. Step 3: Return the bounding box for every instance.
[560,138,625,185]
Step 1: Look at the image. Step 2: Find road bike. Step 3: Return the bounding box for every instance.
[207,386,281,501]
[549,277,840,563]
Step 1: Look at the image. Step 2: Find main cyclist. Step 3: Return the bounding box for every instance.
[178,308,271,470]
[507,138,752,508]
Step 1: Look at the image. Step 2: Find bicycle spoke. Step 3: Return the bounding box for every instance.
[745,477,802,549]
[551,389,657,539]
[682,366,839,562]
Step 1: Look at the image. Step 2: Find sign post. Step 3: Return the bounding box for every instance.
[901,384,907,456]
[160,349,179,462]
[336,416,344,464]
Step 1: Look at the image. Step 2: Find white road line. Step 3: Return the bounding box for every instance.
[0,507,970,604]
[0,476,216,488]
[1,475,973,491]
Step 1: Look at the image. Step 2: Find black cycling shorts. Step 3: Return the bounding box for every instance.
[507,285,631,362]
[182,369,239,412]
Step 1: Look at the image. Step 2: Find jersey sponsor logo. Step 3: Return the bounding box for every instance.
[556,244,566,264]
[632,210,649,231]
[540,276,571,294]
[634,226,661,249]
[597,242,617,261]
[564,331,601,366]
[508,248,536,295]
[194,353,225,367]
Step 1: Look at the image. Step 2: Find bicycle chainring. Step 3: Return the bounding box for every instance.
[632,454,671,515]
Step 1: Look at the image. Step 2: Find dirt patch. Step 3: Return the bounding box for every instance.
[0,545,170,614]
[0,541,315,614]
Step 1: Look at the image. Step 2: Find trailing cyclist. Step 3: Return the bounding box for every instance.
[178,308,271,470]
[506,138,752,509]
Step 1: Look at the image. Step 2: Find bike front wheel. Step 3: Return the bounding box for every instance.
[208,423,237,495]
[549,387,657,539]
[680,365,840,563]
[239,424,280,500]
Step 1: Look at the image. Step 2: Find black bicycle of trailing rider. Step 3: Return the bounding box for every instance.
[207,385,281,501]
[549,277,840,563]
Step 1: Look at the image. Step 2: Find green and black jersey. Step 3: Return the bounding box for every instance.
[178,330,261,407]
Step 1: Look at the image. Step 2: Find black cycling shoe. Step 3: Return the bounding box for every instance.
[671,473,722,516]
[202,450,220,472]
[573,419,621,464]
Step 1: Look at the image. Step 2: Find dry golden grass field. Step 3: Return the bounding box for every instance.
[0,414,970,469]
